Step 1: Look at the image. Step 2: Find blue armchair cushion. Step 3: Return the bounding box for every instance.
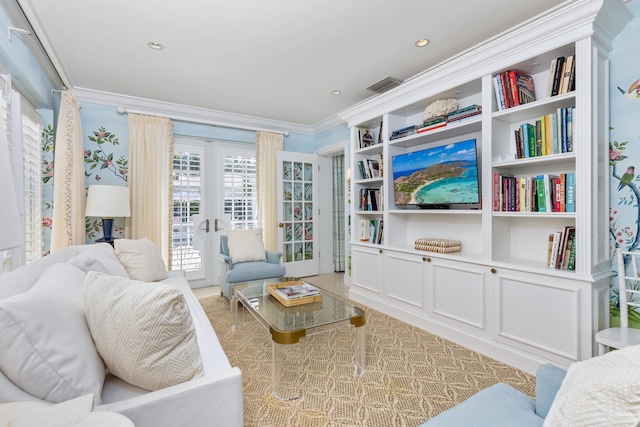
[419,364,567,427]
[226,261,285,284]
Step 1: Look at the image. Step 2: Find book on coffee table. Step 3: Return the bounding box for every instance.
[275,283,320,300]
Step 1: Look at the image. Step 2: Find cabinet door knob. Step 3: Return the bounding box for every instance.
[379,249,383,254]
[423,257,431,262]
[490,268,497,274]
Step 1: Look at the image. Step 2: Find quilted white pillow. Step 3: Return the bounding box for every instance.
[226,228,266,263]
[114,238,167,282]
[543,345,640,426]
[84,272,203,391]
[67,242,129,277]
[0,263,106,404]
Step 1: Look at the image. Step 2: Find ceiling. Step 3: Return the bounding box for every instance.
[18,0,572,130]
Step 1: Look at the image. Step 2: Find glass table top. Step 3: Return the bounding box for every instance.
[232,278,365,342]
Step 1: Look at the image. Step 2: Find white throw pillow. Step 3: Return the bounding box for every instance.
[543,345,640,427]
[84,272,203,391]
[0,263,106,404]
[67,243,129,277]
[226,228,267,263]
[0,393,134,427]
[114,238,167,282]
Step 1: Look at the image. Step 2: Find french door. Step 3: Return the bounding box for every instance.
[276,151,319,278]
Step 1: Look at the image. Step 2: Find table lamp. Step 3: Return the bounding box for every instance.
[85,185,131,243]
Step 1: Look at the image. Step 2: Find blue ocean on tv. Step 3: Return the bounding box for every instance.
[415,162,478,204]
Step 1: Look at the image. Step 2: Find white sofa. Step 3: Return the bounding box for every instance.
[0,243,243,427]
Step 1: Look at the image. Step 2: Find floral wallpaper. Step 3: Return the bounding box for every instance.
[609,0,640,323]
[41,104,129,254]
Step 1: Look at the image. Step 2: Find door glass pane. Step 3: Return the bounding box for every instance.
[172,151,201,272]
[281,160,314,262]
[223,154,257,230]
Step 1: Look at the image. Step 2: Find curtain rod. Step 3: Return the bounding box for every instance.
[116,106,289,136]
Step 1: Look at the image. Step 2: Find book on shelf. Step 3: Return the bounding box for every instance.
[446,105,482,122]
[566,231,576,270]
[361,219,383,244]
[359,188,380,211]
[377,119,384,144]
[366,159,380,178]
[378,152,384,177]
[493,173,574,213]
[493,71,536,110]
[512,107,575,159]
[550,56,566,96]
[274,282,321,300]
[390,125,418,140]
[417,116,447,133]
[565,173,575,212]
[559,55,575,94]
[547,226,576,269]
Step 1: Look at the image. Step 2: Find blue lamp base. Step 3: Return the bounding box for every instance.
[96,218,115,246]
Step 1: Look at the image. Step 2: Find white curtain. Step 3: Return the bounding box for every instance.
[127,113,174,267]
[50,91,85,252]
[256,130,283,251]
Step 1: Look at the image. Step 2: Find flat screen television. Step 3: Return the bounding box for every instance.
[391,138,480,209]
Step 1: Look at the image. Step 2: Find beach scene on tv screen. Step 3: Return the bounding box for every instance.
[393,139,480,206]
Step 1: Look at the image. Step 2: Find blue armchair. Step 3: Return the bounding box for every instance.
[218,234,286,301]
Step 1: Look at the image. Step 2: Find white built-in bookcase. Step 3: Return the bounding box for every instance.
[339,0,631,373]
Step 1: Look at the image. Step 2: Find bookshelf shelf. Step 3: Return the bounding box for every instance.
[340,0,630,372]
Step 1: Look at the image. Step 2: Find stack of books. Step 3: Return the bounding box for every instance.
[547,55,576,97]
[446,105,482,123]
[414,238,461,253]
[417,116,447,133]
[547,226,576,270]
[390,125,418,140]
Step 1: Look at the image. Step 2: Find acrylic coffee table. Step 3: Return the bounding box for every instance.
[231,278,366,400]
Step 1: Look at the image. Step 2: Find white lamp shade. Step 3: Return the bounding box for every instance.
[85,185,131,218]
[0,136,23,251]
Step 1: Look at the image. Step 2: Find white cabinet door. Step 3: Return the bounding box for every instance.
[490,267,589,365]
[383,251,427,309]
[351,245,382,294]
[428,258,490,334]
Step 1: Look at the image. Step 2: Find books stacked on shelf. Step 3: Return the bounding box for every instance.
[359,188,381,211]
[547,55,576,97]
[547,226,576,270]
[446,105,482,123]
[390,125,418,140]
[493,172,575,213]
[361,219,383,244]
[494,70,536,111]
[417,116,447,133]
[357,158,381,179]
[414,238,461,253]
[512,107,575,158]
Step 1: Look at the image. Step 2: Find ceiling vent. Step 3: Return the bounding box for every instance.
[366,76,403,94]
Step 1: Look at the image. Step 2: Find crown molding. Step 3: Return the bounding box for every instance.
[73,87,316,136]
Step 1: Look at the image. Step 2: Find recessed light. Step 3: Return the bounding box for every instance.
[147,41,164,50]
[331,90,341,95]
[415,39,429,47]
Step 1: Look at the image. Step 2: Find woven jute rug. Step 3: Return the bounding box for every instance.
[199,294,535,427]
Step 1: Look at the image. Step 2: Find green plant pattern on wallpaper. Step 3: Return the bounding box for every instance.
[85,126,128,182]
[41,124,54,255]
[610,132,640,317]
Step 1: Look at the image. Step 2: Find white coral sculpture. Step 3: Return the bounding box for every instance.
[423,98,458,121]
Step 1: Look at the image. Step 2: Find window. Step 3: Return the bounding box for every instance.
[171,151,202,271]
[223,154,257,229]
[1,74,44,267]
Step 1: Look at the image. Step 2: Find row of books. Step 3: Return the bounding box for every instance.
[359,188,382,211]
[547,55,575,97]
[547,226,576,270]
[360,219,383,244]
[513,107,575,159]
[494,70,536,111]
[357,158,381,179]
[493,172,575,213]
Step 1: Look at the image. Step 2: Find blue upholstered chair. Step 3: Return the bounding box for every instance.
[218,233,286,301]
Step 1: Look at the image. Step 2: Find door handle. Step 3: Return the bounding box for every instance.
[214,218,223,232]
[205,219,210,233]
